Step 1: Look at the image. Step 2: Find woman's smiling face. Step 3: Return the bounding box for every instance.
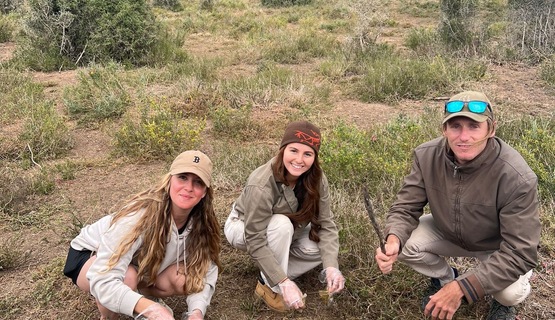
[169,172,207,215]
[282,143,315,184]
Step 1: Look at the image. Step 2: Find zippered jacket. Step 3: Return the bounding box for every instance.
[70,212,218,316]
[385,137,540,303]
[234,157,340,287]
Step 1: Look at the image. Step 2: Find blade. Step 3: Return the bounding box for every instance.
[363,186,386,254]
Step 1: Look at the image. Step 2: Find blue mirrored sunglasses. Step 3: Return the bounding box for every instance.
[445,100,490,114]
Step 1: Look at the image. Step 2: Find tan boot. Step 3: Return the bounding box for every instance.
[254,280,288,313]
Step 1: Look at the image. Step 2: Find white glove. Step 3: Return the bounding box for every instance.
[278,278,305,309]
[182,309,203,320]
[134,303,175,320]
[323,267,345,294]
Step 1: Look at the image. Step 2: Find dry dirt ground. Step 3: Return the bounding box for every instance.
[2,10,555,320]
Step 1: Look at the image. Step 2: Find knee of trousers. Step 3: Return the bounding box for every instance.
[267,214,294,240]
[397,240,425,263]
[492,271,532,306]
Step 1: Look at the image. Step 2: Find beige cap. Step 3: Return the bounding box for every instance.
[169,150,212,187]
[443,91,494,124]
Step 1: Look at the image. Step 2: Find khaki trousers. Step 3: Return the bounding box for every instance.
[224,206,322,293]
[398,214,532,306]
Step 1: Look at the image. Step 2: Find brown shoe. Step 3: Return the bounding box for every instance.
[255,280,288,313]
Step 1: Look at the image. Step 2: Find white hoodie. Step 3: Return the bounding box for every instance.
[70,212,218,317]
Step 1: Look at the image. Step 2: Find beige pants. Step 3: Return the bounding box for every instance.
[398,214,533,306]
[224,205,322,292]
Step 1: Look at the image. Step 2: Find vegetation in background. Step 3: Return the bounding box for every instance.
[18,102,73,163]
[505,0,555,63]
[0,0,21,13]
[0,13,14,42]
[0,235,29,271]
[153,0,183,11]
[354,47,487,102]
[211,104,262,141]
[0,69,44,125]
[64,64,131,126]
[261,0,312,7]
[112,101,205,161]
[321,108,442,194]
[13,0,160,70]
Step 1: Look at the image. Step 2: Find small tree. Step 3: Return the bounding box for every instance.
[506,0,555,62]
[17,0,160,70]
[438,0,479,51]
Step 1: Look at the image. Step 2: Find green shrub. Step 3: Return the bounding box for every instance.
[16,0,160,70]
[262,31,339,64]
[261,0,312,7]
[211,104,261,141]
[356,54,486,103]
[153,0,182,11]
[112,102,206,161]
[0,69,44,125]
[439,0,479,49]
[219,62,295,108]
[404,27,439,56]
[64,63,131,126]
[0,235,29,270]
[18,102,73,163]
[0,14,14,42]
[31,257,67,307]
[351,42,487,103]
[55,160,80,181]
[321,109,441,195]
[496,114,555,203]
[540,56,555,85]
[0,0,22,13]
[0,165,31,211]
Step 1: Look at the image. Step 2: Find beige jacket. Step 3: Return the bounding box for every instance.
[234,157,340,287]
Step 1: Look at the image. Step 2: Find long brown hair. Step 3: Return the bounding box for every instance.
[105,173,221,294]
[272,146,323,242]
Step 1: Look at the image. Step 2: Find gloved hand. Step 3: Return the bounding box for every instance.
[278,278,305,310]
[134,303,175,320]
[323,267,345,294]
[182,309,203,320]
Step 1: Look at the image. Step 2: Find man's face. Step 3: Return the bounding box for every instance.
[443,116,494,165]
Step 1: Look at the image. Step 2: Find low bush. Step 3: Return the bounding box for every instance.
[321,108,441,195]
[0,14,14,42]
[210,104,261,141]
[0,69,44,125]
[261,0,312,7]
[112,102,205,161]
[356,54,486,103]
[0,235,29,271]
[18,102,73,163]
[64,63,131,126]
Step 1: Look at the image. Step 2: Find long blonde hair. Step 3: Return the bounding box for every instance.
[106,173,221,294]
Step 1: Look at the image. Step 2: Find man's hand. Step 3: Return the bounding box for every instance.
[374,235,400,274]
[423,281,464,320]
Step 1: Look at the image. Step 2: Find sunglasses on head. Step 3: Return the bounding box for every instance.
[445,100,490,114]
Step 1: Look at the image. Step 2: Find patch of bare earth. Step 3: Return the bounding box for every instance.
[0,42,15,62]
